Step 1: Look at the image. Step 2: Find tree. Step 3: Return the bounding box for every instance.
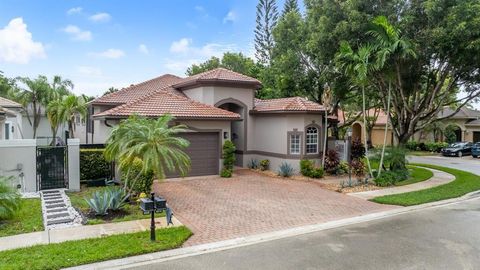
[0,176,20,220]
[0,71,17,99]
[104,114,191,194]
[254,0,279,65]
[282,0,299,15]
[102,87,118,97]
[60,94,87,139]
[46,99,65,145]
[186,53,261,78]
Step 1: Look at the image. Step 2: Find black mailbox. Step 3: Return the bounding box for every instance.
[140,198,154,213]
[155,197,166,209]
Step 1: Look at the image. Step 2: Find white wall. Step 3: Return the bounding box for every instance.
[21,114,68,141]
[0,139,37,192]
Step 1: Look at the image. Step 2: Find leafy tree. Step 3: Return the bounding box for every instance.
[186,53,261,78]
[60,95,87,139]
[104,114,191,194]
[102,87,118,97]
[255,0,279,65]
[0,71,17,99]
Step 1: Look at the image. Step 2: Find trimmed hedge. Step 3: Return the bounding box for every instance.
[80,149,111,181]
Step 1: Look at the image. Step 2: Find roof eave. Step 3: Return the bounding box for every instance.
[249,110,326,115]
[93,114,241,121]
[174,79,262,90]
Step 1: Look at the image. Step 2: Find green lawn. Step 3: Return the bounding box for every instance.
[0,198,44,237]
[407,151,438,156]
[0,226,192,270]
[67,186,164,225]
[394,166,434,186]
[372,164,480,206]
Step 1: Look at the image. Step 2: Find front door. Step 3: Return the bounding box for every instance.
[473,131,480,143]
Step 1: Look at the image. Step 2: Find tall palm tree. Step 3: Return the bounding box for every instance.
[46,99,65,145]
[368,16,416,176]
[336,42,376,178]
[60,94,87,139]
[104,114,191,194]
[321,84,332,169]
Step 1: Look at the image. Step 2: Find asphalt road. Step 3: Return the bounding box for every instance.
[408,155,480,175]
[126,197,480,270]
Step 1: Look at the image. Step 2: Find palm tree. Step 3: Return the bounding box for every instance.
[368,16,416,176]
[104,114,191,195]
[336,42,376,178]
[46,99,64,145]
[60,94,87,139]
[321,84,333,169]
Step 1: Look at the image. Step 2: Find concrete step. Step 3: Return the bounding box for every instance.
[42,190,61,195]
[43,193,62,198]
[45,203,66,209]
[47,217,73,226]
[44,199,64,204]
[47,212,70,219]
[47,207,68,213]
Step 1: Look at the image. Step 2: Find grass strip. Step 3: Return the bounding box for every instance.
[0,198,43,237]
[394,166,434,186]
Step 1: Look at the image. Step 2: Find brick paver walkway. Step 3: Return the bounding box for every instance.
[154,169,396,245]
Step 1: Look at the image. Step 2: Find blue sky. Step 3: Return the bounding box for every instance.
[0,0,276,97]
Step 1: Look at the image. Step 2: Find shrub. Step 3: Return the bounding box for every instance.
[278,162,294,177]
[351,139,366,159]
[221,140,236,177]
[80,149,111,181]
[425,142,449,152]
[324,149,340,174]
[300,159,324,178]
[350,159,365,179]
[0,176,20,220]
[374,171,397,187]
[247,159,259,169]
[121,158,154,195]
[405,141,418,151]
[220,168,232,178]
[337,161,349,175]
[107,188,128,211]
[388,147,408,171]
[259,159,270,171]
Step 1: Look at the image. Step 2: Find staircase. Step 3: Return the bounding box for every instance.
[40,189,82,228]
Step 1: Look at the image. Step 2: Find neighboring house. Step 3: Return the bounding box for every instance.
[21,105,68,144]
[0,97,23,140]
[86,68,327,177]
[342,107,480,146]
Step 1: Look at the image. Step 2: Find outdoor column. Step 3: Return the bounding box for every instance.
[67,138,80,191]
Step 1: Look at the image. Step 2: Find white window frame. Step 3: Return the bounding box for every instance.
[305,126,319,154]
[290,134,301,155]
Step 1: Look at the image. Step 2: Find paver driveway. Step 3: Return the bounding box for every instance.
[154,169,395,245]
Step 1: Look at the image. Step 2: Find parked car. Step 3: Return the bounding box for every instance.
[472,143,480,158]
[441,142,473,157]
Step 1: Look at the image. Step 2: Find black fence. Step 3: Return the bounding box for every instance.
[36,146,68,190]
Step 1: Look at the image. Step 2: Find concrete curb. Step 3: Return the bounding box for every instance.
[66,191,480,270]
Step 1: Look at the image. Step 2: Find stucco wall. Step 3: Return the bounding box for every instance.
[21,115,68,141]
[0,139,37,192]
[244,153,320,175]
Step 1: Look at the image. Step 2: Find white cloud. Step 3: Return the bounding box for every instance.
[170,38,192,53]
[67,7,82,15]
[223,11,237,23]
[0,17,46,64]
[138,44,149,54]
[62,25,92,41]
[76,66,102,77]
[89,48,125,59]
[89,13,111,23]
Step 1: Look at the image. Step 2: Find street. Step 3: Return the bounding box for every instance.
[126,197,480,270]
[409,155,480,175]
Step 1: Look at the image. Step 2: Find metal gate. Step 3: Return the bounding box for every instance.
[36,146,68,190]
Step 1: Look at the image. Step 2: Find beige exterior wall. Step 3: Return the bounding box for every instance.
[370,127,393,146]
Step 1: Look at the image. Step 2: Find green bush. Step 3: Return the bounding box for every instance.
[0,177,20,220]
[405,141,418,151]
[337,161,349,175]
[374,170,410,187]
[221,140,236,177]
[351,139,366,159]
[121,158,154,194]
[425,142,449,152]
[80,149,111,180]
[259,159,270,171]
[300,159,324,178]
[324,149,340,174]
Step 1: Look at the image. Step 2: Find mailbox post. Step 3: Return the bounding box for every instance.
[140,192,167,242]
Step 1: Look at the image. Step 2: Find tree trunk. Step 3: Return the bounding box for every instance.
[321,110,328,168]
[378,83,391,177]
[362,86,373,178]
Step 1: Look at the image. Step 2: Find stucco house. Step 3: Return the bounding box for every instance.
[87,68,327,177]
[0,97,23,140]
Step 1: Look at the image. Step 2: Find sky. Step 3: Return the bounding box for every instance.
[0,0,276,97]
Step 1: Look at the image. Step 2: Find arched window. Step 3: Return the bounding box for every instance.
[305,126,318,154]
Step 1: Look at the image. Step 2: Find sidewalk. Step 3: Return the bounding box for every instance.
[0,217,182,251]
[349,167,455,200]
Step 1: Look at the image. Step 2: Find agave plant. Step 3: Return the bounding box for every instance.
[278,162,294,177]
[85,190,110,216]
[107,187,128,211]
[0,177,20,220]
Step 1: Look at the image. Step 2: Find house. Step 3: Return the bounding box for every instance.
[343,107,480,146]
[0,97,23,140]
[87,68,327,177]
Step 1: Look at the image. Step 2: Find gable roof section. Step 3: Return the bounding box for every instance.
[173,68,261,89]
[438,106,480,119]
[251,97,325,114]
[93,90,241,120]
[0,97,22,108]
[90,74,184,105]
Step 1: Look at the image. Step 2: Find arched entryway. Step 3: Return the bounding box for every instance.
[352,122,362,142]
[215,99,247,166]
[445,124,462,143]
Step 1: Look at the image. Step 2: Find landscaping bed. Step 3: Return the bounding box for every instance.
[372,164,480,206]
[0,198,44,237]
[68,186,164,225]
[0,226,192,270]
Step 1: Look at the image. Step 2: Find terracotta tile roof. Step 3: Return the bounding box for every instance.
[438,106,480,119]
[252,97,325,113]
[93,90,241,120]
[173,68,261,89]
[90,74,184,105]
[0,96,22,108]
